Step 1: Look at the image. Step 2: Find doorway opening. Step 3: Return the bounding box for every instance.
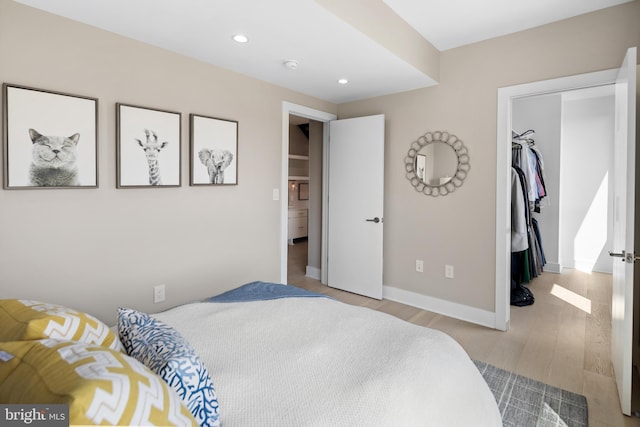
[496,55,638,416]
[495,68,619,330]
[510,85,615,307]
[287,114,321,285]
[280,102,336,285]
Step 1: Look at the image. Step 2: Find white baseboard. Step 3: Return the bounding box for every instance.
[383,285,497,330]
[543,263,562,273]
[306,266,321,280]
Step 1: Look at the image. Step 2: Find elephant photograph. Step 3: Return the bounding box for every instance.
[198,148,234,184]
[190,114,238,185]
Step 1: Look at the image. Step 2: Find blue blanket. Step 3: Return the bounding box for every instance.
[207,281,331,303]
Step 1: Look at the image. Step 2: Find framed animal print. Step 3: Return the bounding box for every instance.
[3,84,98,189]
[117,103,181,188]
[190,114,238,186]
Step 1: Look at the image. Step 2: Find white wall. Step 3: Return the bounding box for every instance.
[560,87,615,273]
[512,94,562,272]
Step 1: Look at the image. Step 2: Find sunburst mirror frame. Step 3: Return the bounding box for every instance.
[404,131,470,197]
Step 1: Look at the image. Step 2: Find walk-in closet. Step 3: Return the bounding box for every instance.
[510,85,615,307]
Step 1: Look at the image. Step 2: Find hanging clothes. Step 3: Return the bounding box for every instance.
[511,167,528,252]
[512,130,547,209]
[510,129,547,306]
[529,146,547,212]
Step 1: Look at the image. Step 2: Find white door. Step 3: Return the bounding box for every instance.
[327,115,384,299]
[610,47,636,416]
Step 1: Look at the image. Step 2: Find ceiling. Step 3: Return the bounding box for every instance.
[14,0,633,104]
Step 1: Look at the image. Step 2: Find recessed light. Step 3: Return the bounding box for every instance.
[232,34,249,43]
[337,78,349,85]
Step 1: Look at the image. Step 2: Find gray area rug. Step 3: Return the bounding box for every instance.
[474,360,588,427]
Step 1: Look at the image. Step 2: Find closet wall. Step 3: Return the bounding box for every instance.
[512,86,615,276]
[560,87,615,273]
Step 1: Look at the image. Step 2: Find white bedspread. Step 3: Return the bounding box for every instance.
[154,298,502,427]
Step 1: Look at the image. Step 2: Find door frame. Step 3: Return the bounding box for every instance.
[495,68,619,330]
[281,102,337,284]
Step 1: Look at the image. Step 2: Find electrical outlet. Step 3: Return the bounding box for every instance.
[416,260,424,273]
[154,284,166,303]
[445,265,454,279]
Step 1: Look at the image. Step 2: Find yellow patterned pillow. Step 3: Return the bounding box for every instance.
[0,339,197,426]
[0,299,122,352]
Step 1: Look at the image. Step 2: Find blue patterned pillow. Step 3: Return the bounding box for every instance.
[117,308,220,427]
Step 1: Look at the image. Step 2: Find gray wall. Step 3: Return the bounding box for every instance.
[0,0,335,324]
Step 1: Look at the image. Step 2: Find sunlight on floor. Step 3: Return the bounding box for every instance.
[550,283,592,313]
[573,173,608,274]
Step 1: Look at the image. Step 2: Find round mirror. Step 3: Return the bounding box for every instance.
[414,141,458,186]
[404,131,470,197]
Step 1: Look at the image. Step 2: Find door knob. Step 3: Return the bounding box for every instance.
[366,217,381,223]
[608,250,640,263]
[609,250,626,262]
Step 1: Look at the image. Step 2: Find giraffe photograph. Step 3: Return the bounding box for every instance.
[3,84,98,189]
[189,114,238,186]
[116,103,181,188]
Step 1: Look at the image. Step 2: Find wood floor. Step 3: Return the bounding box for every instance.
[287,239,640,427]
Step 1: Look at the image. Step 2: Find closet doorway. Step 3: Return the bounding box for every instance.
[497,49,637,415]
[495,68,620,331]
[509,87,617,392]
[511,85,615,288]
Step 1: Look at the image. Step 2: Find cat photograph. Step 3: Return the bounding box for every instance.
[28,128,81,186]
[3,84,97,189]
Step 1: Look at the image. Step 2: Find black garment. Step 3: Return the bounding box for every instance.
[511,284,534,306]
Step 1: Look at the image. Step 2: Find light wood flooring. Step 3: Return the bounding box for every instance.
[287,239,640,427]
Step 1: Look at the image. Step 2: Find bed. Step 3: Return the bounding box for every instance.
[0,282,502,426]
[154,282,502,426]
